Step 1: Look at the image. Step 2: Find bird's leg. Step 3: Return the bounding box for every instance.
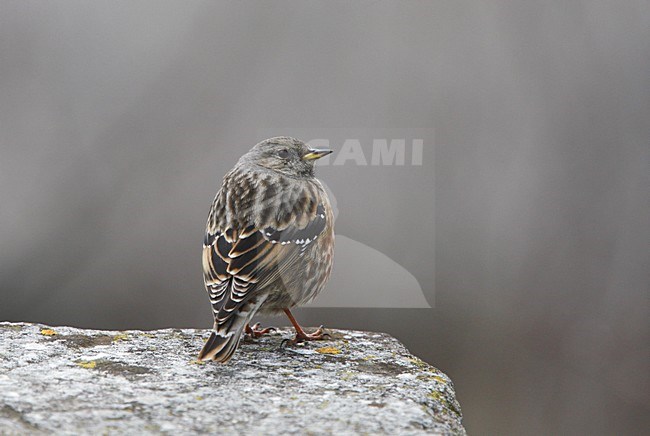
[245,322,275,338]
[283,309,329,342]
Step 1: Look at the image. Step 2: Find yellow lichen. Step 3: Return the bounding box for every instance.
[112,333,129,342]
[417,374,448,384]
[407,356,428,368]
[315,346,341,354]
[77,360,97,369]
[40,329,56,336]
[189,359,206,365]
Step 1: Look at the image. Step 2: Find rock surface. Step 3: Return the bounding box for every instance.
[0,322,464,435]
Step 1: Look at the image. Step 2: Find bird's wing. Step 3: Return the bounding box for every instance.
[202,178,329,329]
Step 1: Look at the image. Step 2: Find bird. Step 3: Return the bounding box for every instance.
[198,137,335,363]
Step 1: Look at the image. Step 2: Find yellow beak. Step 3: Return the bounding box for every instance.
[302,148,333,161]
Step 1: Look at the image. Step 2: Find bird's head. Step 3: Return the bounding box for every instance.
[241,137,332,179]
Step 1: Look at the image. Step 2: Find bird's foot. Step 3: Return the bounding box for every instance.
[291,325,331,344]
[245,322,275,339]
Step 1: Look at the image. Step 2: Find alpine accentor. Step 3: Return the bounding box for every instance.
[198,137,334,363]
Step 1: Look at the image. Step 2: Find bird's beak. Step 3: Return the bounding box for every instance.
[302,148,333,161]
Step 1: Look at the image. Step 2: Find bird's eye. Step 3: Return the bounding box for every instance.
[278,149,290,159]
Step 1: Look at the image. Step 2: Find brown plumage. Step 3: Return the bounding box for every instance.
[198,137,335,363]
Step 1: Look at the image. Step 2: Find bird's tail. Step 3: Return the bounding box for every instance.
[197,317,247,363]
[197,297,265,363]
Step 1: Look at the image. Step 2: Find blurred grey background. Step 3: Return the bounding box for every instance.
[1,1,649,434]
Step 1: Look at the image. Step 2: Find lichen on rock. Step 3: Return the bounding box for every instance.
[0,322,465,435]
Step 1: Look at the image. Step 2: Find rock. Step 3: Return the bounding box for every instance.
[0,322,465,435]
